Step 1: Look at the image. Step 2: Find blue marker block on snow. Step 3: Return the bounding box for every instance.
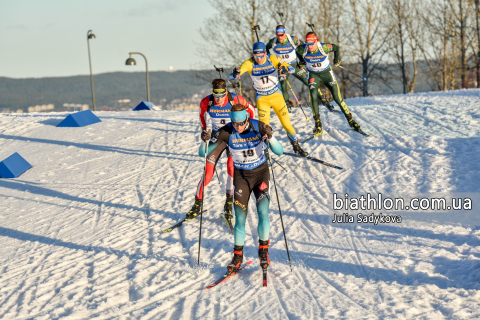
[57,110,101,127]
[0,153,32,178]
[133,101,158,111]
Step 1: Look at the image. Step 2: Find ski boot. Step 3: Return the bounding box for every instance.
[286,100,294,113]
[258,240,271,269]
[313,114,323,137]
[346,113,361,131]
[185,198,202,220]
[324,101,335,112]
[290,139,309,157]
[227,245,244,273]
[223,193,233,226]
[318,92,335,112]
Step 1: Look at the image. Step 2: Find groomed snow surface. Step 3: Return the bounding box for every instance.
[1,89,480,319]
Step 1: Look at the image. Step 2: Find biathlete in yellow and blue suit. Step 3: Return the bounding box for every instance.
[230,41,308,157]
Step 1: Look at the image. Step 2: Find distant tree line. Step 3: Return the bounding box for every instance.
[198,0,480,100]
[0,71,210,111]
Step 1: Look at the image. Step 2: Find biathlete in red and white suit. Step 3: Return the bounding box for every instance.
[184,78,255,225]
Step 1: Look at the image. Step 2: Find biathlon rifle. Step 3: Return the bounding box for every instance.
[306,22,316,33]
[252,25,260,42]
[277,12,285,25]
[305,23,364,81]
[214,65,223,79]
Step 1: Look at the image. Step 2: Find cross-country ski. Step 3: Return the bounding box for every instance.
[2,2,480,319]
[204,261,253,289]
[283,152,344,170]
[161,210,208,233]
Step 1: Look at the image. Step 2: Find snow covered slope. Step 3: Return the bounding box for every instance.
[1,89,480,319]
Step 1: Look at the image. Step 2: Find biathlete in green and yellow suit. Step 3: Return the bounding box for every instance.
[296,32,362,136]
[230,41,308,157]
[265,25,308,111]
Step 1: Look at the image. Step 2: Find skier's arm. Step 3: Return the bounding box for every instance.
[270,55,294,73]
[292,36,303,47]
[295,45,306,65]
[239,59,253,76]
[235,95,256,119]
[296,44,305,56]
[258,121,283,156]
[323,43,340,64]
[198,125,232,157]
[230,59,253,80]
[265,38,274,54]
[268,137,283,156]
[198,96,209,130]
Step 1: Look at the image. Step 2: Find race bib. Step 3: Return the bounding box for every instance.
[230,142,264,168]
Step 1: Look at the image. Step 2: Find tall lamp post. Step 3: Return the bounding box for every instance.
[126,52,150,102]
[87,30,96,111]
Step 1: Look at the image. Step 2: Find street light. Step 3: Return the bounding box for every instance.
[125,52,150,102]
[87,30,96,111]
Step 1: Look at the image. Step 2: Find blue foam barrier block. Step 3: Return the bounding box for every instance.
[133,101,156,111]
[0,152,32,178]
[57,110,101,127]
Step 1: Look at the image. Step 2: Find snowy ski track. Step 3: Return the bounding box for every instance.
[1,89,480,319]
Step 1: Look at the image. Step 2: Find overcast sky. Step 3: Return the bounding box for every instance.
[0,0,214,78]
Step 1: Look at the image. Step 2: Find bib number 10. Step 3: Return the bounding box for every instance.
[242,149,254,157]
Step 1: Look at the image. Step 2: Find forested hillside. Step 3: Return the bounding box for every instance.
[0,71,210,111]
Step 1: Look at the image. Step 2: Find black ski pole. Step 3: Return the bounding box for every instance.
[215,167,221,184]
[337,65,366,81]
[264,137,293,272]
[252,25,260,42]
[197,140,209,266]
[271,158,288,172]
[277,62,310,121]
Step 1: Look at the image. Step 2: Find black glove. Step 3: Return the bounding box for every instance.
[278,66,289,75]
[259,123,272,139]
[201,130,211,142]
[232,67,240,78]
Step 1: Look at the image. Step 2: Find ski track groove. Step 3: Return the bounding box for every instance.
[2,99,480,318]
[245,185,293,320]
[294,269,327,316]
[346,226,371,280]
[313,268,379,319]
[281,115,386,316]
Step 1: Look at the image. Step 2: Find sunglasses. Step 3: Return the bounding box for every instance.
[276,33,285,36]
[306,42,316,46]
[232,120,247,127]
[212,92,227,98]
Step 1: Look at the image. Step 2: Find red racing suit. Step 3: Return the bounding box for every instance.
[196,93,255,198]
